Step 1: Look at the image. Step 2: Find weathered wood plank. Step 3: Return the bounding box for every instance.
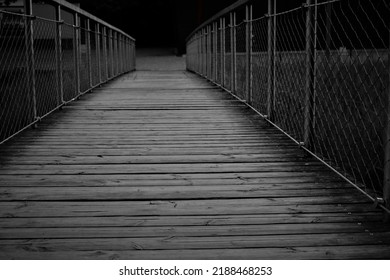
[0,70,388,260]
[0,232,389,251]
[0,213,381,228]
[3,245,390,260]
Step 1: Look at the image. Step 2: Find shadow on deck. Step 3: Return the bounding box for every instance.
[0,53,389,259]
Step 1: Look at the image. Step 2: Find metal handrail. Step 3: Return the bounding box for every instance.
[186,0,251,42]
[48,0,135,41]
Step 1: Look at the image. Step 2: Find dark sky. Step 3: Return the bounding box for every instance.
[70,0,387,53]
[71,0,240,52]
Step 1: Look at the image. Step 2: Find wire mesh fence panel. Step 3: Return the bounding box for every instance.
[113,34,118,76]
[235,22,247,99]
[251,17,268,114]
[273,8,307,141]
[99,28,107,82]
[312,0,389,197]
[208,31,212,78]
[89,28,99,86]
[0,12,34,142]
[79,26,90,92]
[216,28,221,84]
[202,33,207,76]
[33,18,59,117]
[186,37,197,72]
[0,4,135,146]
[185,0,390,205]
[61,23,76,101]
[105,33,110,79]
[224,26,232,91]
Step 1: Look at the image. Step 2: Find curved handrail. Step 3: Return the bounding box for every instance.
[186,0,251,42]
[48,0,135,41]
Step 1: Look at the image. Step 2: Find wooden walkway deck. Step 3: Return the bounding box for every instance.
[0,70,389,259]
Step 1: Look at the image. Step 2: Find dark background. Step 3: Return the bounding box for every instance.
[67,0,344,54]
[69,0,239,53]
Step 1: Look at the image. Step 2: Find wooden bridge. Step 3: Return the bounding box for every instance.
[0,55,389,259]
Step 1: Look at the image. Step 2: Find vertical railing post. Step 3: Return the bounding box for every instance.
[114,32,118,75]
[233,12,237,93]
[119,35,122,74]
[74,12,80,96]
[86,19,92,89]
[134,40,136,70]
[214,22,218,82]
[207,25,210,78]
[102,26,108,82]
[267,0,276,120]
[246,5,253,104]
[210,24,213,79]
[384,28,390,207]
[230,13,234,92]
[55,4,64,104]
[221,18,225,87]
[115,32,118,75]
[212,22,215,81]
[199,31,202,74]
[112,31,116,76]
[197,32,200,73]
[110,29,114,78]
[303,0,317,146]
[23,0,37,123]
[203,28,206,76]
[96,23,102,83]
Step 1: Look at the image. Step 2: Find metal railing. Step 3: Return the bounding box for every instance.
[0,0,136,144]
[186,0,390,212]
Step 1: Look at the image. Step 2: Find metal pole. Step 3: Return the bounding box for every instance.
[114,32,118,75]
[384,24,390,207]
[120,35,123,73]
[200,31,203,74]
[74,12,80,96]
[116,33,120,74]
[86,18,92,89]
[23,0,37,123]
[232,12,237,93]
[303,0,317,146]
[207,25,211,79]
[233,12,237,94]
[221,18,225,87]
[202,28,207,77]
[102,26,108,82]
[230,12,234,92]
[197,32,200,73]
[96,23,101,83]
[110,29,114,78]
[246,5,253,104]
[214,22,218,82]
[267,0,276,120]
[55,4,64,104]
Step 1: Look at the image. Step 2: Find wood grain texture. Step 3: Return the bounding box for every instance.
[0,70,389,260]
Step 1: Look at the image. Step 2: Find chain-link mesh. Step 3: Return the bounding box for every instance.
[186,0,390,206]
[216,25,222,85]
[273,8,307,141]
[236,21,247,99]
[224,25,232,90]
[251,17,268,114]
[0,12,33,141]
[312,0,389,197]
[89,25,99,86]
[0,7,135,144]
